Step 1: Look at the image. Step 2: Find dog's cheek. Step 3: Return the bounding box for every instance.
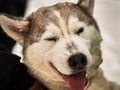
[24,44,69,90]
[46,47,72,75]
[25,41,55,59]
[37,40,55,53]
[44,38,80,75]
[86,30,102,79]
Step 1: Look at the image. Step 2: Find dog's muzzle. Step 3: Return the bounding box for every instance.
[60,53,87,90]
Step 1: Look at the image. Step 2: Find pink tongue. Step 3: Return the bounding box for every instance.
[62,72,86,90]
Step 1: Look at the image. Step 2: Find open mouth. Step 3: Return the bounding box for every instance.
[50,63,87,90]
[61,71,87,90]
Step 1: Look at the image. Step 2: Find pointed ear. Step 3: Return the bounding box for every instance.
[0,13,30,46]
[77,0,95,15]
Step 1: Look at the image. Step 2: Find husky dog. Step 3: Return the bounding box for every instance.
[0,0,120,90]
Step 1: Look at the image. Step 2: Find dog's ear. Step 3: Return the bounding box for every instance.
[0,13,29,46]
[77,0,95,15]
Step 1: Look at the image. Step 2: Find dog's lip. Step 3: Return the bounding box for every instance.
[49,62,63,77]
[60,70,86,76]
[49,61,87,77]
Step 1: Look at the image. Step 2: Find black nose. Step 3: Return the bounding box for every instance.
[68,53,87,70]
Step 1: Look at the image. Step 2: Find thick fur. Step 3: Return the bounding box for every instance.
[0,0,120,90]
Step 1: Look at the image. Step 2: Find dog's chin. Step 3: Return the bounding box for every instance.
[50,63,87,90]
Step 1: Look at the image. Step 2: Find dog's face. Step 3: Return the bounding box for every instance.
[0,0,102,90]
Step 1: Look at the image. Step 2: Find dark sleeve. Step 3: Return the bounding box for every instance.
[0,52,20,90]
[0,52,34,90]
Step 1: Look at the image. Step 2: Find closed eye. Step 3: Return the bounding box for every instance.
[45,37,58,42]
[76,27,84,35]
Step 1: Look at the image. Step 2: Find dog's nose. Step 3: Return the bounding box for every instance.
[68,53,87,70]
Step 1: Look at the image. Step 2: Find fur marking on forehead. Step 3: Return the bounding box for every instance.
[25,2,99,47]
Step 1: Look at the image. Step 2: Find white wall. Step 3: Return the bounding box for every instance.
[94,0,120,83]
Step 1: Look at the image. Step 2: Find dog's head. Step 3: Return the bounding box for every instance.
[0,0,102,90]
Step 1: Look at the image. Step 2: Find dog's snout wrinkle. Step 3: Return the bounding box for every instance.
[66,41,78,53]
[68,53,87,71]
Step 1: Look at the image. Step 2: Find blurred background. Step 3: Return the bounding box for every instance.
[0,0,120,84]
